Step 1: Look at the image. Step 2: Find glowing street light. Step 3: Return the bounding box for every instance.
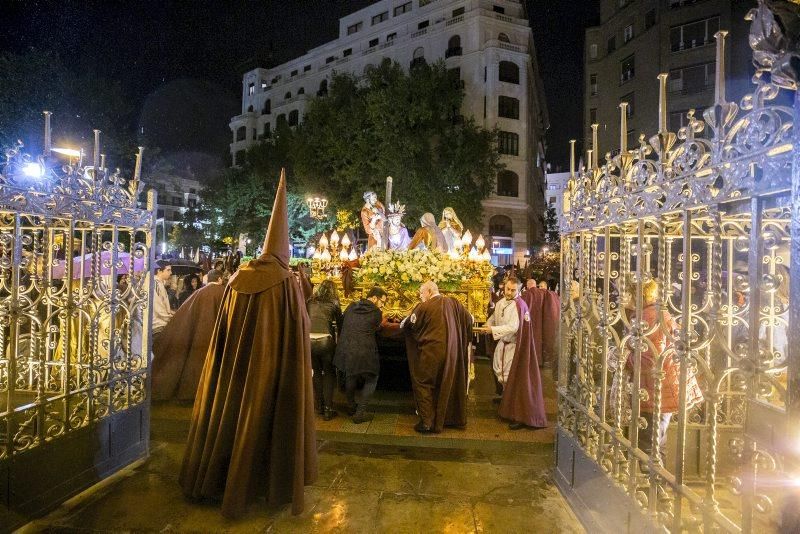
[22,162,44,178]
[306,196,328,220]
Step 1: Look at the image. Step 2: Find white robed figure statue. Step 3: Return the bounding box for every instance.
[387,201,411,250]
[438,207,464,253]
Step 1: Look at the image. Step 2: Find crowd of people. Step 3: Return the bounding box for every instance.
[146,171,557,519]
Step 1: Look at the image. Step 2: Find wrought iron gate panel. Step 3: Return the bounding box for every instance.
[0,130,155,529]
[556,8,798,532]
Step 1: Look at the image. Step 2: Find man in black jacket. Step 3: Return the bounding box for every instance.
[334,286,388,423]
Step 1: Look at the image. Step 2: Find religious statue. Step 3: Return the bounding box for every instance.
[387,201,411,250]
[360,191,385,251]
[408,212,448,252]
[438,207,464,253]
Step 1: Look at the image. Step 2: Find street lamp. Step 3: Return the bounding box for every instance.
[306,196,328,220]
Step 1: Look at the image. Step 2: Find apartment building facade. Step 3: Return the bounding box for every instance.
[584,0,753,158]
[229,0,549,264]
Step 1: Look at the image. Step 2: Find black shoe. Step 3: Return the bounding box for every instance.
[352,407,373,424]
[508,422,525,430]
[323,407,338,421]
[414,421,435,434]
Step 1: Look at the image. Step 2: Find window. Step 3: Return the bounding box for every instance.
[607,36,616,53]
[489,215,513,237]
[285,91,291,99]
[260,80,267,90]
[234,151,245,166]
[493,5,505,14]
[452,7,465,17]
[297,87,305,95]
[288,110,299,126]
[418,20,429,30]
[446,35,462,57]
[590,73,598,95]
[498,96,520,119]
[621,92,635,116]
[498,33,510,43]
[247,82,255,95]
[387,32,397,41]
[410,47,426,69]
[190,188,197,194]
[326,56,336,64]
[188,199,196,208]
[590,43,598,59]
[645,10,656,29]
[624,24,633,43]
[263,99,271,114]
[394,2,411,16]
[303,65,311,72]
[669,62,715,93]
[343,48,352,57]
[589,108,597,124]
[499,61,520,84]
[670,16,719,52]
[369,37,379,47]
[271,75,281,84]
[291,69,298,77]
[263,122,271,138]
[626,129,637,149]
[235,126,246,142]
[497,131,519,156]
[318,79,328,96]
[372,11,388,25]
[157,209,164,218]
[276,114,287,127]
[347,22,362,35]
[247,105,254,112]
[496,171,519,197]
[172,196,181,206]
[620,54,635,82]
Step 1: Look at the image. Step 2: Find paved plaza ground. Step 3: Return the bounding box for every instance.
[18,360,582,533]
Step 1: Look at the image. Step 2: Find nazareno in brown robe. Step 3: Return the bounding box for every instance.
[179,169,317,518]
[498,297,548,428]
[404,294,472,432]
[521,288,561,368]
[151,281,226,400]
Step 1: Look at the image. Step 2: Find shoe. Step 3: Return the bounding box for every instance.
[414,421,435,434]
[347,404,357,417]
[508,422,525,430]
[352,404,373,424]
[323,407,338,421]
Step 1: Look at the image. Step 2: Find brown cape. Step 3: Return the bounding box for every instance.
[541,290,560,367]
[179,169,317,518]
[404,295,472,432]
[498,297,548,428]
[151,282,226,400]
[521,288,547,367]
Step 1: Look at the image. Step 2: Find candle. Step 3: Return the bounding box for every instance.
[591,124,599,168]
[320,249,331,262]
[100,154,106,172]
[475,234,485,251]
[133,147,143,182]
[319,234,329,249]
[341,233,351,248]
[43,111,52,156]
[339,248,348,261]
[462,230,472,246]
[468,247,479,260]
[93,130,100,173]
[330,230,340,244]
[348,248,357,261]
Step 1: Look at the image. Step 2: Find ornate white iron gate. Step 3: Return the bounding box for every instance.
[0,118,156,530]
[556,3,799,532]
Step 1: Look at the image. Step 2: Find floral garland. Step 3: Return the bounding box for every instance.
[354,248,491,291]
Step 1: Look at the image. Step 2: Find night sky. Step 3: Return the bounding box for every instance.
[0,0,598,170]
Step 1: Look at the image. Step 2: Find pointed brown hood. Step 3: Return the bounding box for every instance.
[228,168,293,294]
[260,168,290,265]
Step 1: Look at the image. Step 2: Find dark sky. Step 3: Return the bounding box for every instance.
[0,0,597,168]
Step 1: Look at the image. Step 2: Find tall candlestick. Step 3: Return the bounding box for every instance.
[586,150,593,172]
[43,111,52,156]
[93,130,101,173]
[619,102,629,153]
[591,124,599,168]
[100,154,106,172]
[133,146,143,182]
[714,30,728,105]
[569,139,576,177]
[383,176,393,249]
[658,73,669,133]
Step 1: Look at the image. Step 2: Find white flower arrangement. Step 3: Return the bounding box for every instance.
[355,248,491,291]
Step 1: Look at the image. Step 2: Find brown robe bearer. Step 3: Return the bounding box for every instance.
[404,294,472,432]
[179,169,317,518]
[151,281,226,400]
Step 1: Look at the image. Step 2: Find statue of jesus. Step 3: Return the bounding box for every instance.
[360,191,385,251]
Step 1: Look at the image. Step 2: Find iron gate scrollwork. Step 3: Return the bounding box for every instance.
[0,119,156,530]
[556,4,799,532]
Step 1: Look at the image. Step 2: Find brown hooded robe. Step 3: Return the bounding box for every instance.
[404,295,472,432]
[151,282,226,400]
[179,170,317,518]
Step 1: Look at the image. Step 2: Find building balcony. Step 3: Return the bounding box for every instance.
[485,39,523,53]
[445,47,463,58]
